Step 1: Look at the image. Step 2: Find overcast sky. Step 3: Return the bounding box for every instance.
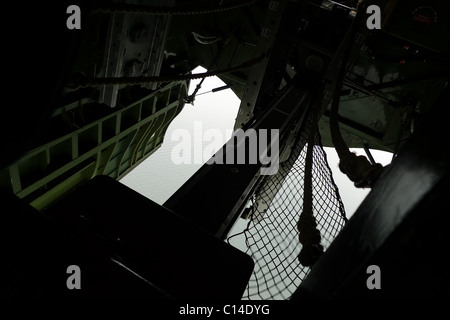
[120,68,240,205]
[120,67,392,221]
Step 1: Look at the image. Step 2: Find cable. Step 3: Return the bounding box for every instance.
[92,0,262,15]
[328,2,385,188]
[68,54,265,89]
[192,32,222,45]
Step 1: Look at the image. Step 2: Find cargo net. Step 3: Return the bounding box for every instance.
[227,116,347,300]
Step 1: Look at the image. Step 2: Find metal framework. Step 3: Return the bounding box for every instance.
[0,81,187,210]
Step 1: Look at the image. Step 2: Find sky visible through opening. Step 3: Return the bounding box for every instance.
[120,66,392,217]
[119,67,392,298]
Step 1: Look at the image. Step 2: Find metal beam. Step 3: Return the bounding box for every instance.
[164,78,314,238]
[234,0,288,129]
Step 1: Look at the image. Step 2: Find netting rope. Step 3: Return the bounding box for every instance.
[227,110,347,300]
